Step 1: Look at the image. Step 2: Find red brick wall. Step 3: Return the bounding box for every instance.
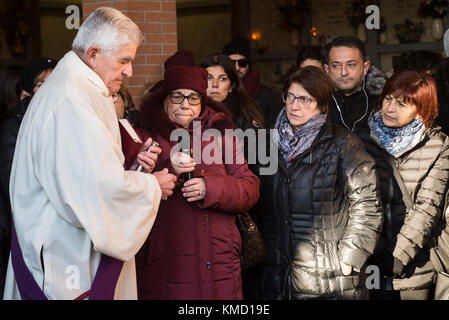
[82,0,178,107]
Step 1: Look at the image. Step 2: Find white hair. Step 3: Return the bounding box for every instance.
[72,7,143,57]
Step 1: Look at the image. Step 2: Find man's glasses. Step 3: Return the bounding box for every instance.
[230,58,249,68]
[282,92,314,107]
[168,92,202,106]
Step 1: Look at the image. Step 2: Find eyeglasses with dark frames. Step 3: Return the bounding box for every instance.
[168,91,202,106]
[282,92,314,107]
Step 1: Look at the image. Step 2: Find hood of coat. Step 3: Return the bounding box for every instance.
[138,84,235,139]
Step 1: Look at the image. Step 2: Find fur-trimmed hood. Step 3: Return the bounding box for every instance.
[138,85,235,139]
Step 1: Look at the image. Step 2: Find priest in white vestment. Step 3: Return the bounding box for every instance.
[3,7,176,300]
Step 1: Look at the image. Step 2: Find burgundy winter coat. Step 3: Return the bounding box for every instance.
[135,90,260,300]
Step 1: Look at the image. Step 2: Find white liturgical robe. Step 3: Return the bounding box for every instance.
[3,51,162,299]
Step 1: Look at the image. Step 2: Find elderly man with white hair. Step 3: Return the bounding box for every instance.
[3,7,176,300]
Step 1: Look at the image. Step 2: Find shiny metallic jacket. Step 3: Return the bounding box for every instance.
[259,119,383,300]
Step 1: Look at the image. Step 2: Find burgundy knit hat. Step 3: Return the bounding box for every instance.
[163,65,208,98]
[164,51,195,70]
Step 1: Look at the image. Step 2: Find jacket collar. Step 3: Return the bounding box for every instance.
[62,51,111,98]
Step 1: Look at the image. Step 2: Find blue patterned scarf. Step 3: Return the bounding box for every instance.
[369,110,425,157]
[274,107,327,166]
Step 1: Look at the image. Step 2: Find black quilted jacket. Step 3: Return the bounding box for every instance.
[259,118,383,300]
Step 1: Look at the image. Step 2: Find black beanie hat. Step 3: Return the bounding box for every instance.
[222,36,251,61]
[21,57,58,94]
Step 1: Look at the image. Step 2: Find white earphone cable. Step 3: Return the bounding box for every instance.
[331,73,369,133]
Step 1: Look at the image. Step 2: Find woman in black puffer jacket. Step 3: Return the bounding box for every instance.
[360,70,449,300]
[259,66,383,300]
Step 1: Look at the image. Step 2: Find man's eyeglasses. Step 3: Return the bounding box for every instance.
[168,92,202,105]
[282,92,314,107]
[230,58,249,68]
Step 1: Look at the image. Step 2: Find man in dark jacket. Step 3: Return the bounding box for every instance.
[324,36,376,136]
[0,57,56,298]
[222,37,281,128]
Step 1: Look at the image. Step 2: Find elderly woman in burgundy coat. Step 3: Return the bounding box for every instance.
[135,65,260,300]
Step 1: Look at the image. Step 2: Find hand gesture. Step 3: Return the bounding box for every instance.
[170,151,195,177]
[130,137,161,173]
[181,177,206,202]
[152,168,177,200]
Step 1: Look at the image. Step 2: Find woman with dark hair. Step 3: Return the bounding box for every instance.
[259,66,383,300]
[199,54,265,130]
[135,65,260,300]
[200,54,268,299]
[361,70,449,300]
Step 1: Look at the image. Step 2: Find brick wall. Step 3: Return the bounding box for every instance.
[82,0,178,107]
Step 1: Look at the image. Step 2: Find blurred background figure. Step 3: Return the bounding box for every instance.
[296,45,324,70]
[0,63,23,299]
[0,65,24,126]
[222,37,281,128]
[394,50,443,75]
[113,83,140,127]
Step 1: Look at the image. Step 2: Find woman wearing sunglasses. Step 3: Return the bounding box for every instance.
[134,65,260,300]
[259,66,383,299]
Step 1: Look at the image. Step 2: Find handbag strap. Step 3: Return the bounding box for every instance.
[385,155,414,211]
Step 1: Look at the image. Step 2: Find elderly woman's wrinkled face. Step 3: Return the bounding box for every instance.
[285,82,321,131]
[381,94,420,127]
[164,88,202,128]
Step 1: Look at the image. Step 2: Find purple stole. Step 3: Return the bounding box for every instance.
[10,219,124,300]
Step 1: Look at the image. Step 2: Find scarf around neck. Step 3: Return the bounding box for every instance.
[274,107,327,166]
[369,110,425,157]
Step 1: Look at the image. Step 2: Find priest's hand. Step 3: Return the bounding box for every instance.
[130,137,161,173]
[153,168,177,200]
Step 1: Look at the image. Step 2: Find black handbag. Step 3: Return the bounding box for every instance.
[236,212,268,270]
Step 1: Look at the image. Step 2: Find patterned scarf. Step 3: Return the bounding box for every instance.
[369,110,425,157]
[274,107,327,166]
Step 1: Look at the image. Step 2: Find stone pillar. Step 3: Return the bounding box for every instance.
[82,0,178,106]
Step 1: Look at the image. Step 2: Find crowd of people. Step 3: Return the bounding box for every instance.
[1,7,449,300]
